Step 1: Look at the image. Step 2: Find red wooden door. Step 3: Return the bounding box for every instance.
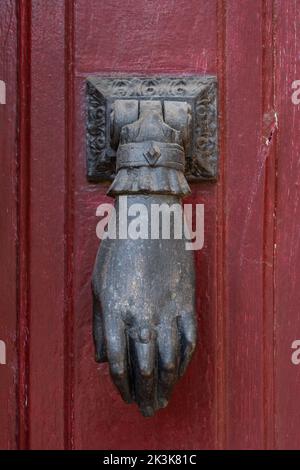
[1,0,300,450]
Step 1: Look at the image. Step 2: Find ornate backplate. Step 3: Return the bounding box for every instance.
[86,75,218,182]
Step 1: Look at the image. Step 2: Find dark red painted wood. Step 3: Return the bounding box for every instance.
[225,0,265,449]
[1,0,300,450]
[261,0,277,450]
[0,0,18,450]
[28,0,67,449]
[18,0,31,450]
[274,0,300,450]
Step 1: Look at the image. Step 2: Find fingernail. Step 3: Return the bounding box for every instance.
[158,398,168,409]
[139,327,151,343]
[142,406,154,417]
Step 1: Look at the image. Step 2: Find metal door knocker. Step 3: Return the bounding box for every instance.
[87,76,218,416]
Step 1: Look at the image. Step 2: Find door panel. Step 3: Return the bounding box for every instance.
[225,1,266,449]
[1,0,300,450]
[28,0,66,449]
[0,0,18,451]
[73,0,219,451]
[275,0,300,450]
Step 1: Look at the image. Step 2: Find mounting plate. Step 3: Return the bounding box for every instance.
[86,75,218,183]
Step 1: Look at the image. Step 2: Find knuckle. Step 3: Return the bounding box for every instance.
[161,360,176,373]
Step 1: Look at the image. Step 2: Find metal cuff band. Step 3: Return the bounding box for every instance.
[116,141,185,172]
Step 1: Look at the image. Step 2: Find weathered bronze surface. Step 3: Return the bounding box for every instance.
[89,76,216,416]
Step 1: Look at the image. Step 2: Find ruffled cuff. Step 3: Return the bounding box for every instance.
[107,166,191,197]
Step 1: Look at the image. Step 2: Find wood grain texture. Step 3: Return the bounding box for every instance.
[75,0,217,75]
[28,0,66,449]
[18,0,31,450]
[224,0,266,449]
[274,0,300,450]
[261,0,276,450]
[0,0,18,450]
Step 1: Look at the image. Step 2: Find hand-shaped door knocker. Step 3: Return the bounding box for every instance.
[88,76,218,416]
[92,98,197,417]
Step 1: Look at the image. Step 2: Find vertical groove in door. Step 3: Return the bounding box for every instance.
[261,0,277,450]
[216,0,228,450]
[17,0,31,450]
[64,0,75,451]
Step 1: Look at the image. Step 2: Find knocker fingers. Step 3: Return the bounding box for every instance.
[128,326,156,417]
[92,294,107,363]
[157,322,180,409]
[104,314,133,404]
[177,312,197,377]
